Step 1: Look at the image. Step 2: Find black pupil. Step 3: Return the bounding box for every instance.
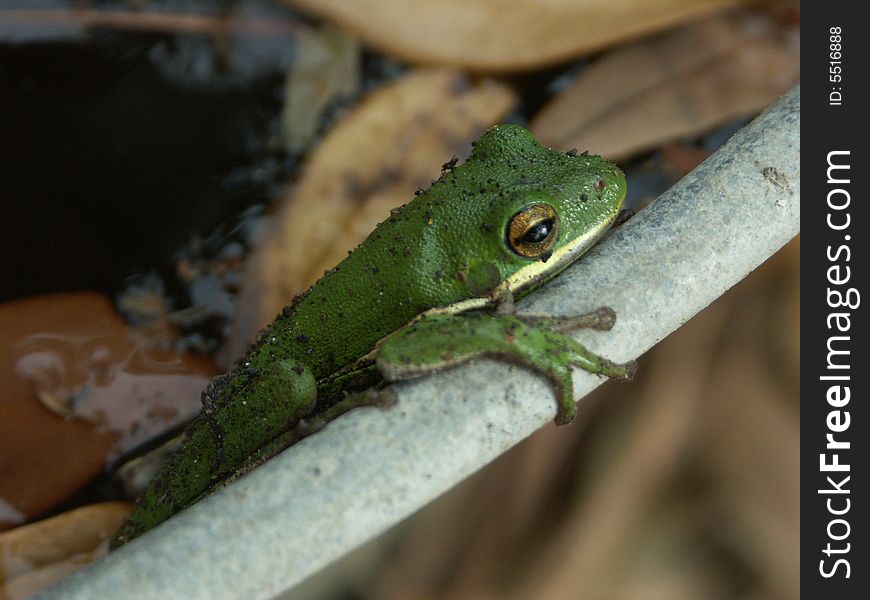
[521,220,553,243]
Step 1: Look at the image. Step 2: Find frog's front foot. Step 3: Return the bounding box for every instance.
[375,312,635,427]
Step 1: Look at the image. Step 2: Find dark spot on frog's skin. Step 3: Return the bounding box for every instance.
[540,250,553,263]
[338,311,345,319]
[320,311,328,322]
[595,178,606,191]
[403,246,411,257]
[470,140,477,147]
[441,156,459,171]
[564,148,578,157]
[581,150,589,156]
[415,188,424,196]
[440,352,454,362]
[295,333,310,344]
[292,365,306,375]
[480,222,493,233]
[433,270,444,280]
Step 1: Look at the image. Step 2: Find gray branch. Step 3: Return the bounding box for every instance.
[40,86,800,600]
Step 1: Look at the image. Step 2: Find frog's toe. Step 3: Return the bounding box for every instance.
[616,359,637,381]
[589,306,617,331]
[542,306,617,333]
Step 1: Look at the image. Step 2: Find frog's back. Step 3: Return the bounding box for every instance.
[249,125,622,380]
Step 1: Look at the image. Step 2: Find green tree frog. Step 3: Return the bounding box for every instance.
[112,124,634,547]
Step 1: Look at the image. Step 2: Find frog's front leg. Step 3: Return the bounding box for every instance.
[515,306,617,333]
[376,312,635,426]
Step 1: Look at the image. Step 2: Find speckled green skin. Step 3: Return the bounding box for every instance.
[112,125,628,548]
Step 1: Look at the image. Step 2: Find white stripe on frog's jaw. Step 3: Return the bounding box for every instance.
[503,184,626,298]
[499,213,615,297]
[422,188,625,317]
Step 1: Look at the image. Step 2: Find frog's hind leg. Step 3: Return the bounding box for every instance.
[196,363,393,501]
[111,358,317,549]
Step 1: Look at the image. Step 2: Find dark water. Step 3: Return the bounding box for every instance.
[0,28,285,301]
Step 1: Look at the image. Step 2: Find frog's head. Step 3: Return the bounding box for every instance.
[462,125,627,299]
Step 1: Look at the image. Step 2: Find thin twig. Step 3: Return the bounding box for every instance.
[0,9,301,36]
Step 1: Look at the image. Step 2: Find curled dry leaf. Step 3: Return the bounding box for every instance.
[531,12,800,161]
[225,69,515,361]
[281,0,740,72]
[0,502,130,599]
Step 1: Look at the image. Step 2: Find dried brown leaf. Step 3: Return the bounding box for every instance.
[282,0,740,72]
[0,502,130,596]
[0,293,214,527]
[531,12,800,160]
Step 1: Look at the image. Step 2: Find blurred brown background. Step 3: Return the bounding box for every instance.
[1,1,798,598]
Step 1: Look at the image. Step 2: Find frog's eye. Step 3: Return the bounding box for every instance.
[506,203,560,259]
